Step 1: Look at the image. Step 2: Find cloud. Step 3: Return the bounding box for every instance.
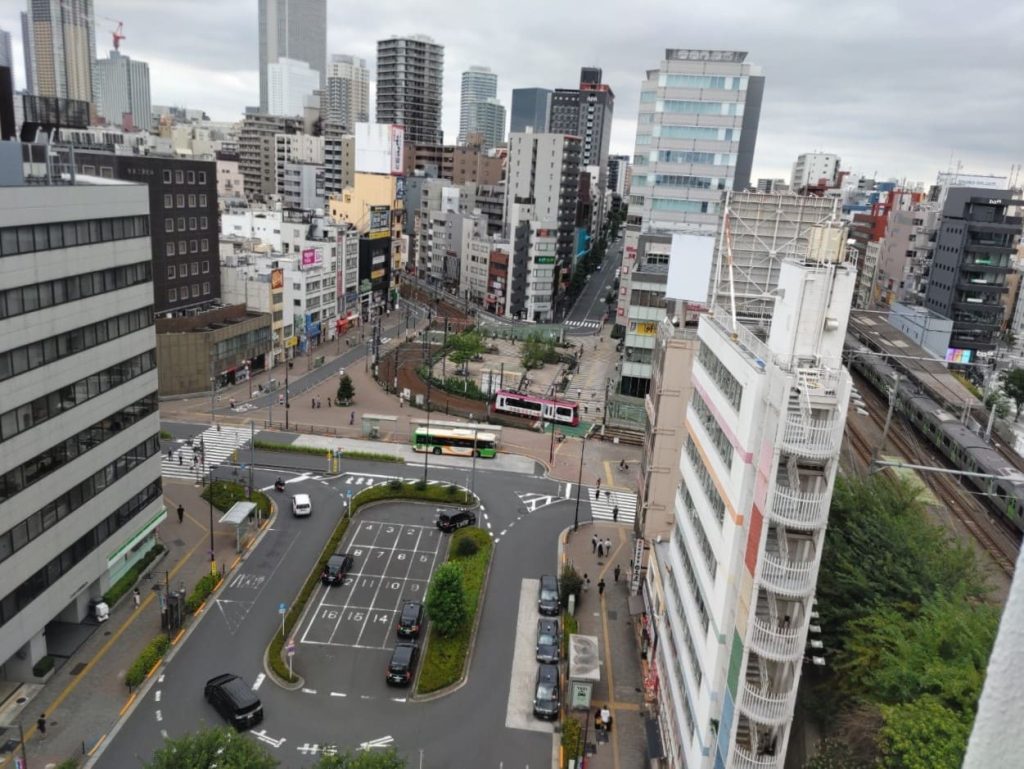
[1,0,1020,185]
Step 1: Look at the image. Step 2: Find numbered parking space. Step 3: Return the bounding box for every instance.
[300,520,443,650]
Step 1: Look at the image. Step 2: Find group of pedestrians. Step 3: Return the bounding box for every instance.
[591,533,614,558]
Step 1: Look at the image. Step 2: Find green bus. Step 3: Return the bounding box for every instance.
[411,427,497,458]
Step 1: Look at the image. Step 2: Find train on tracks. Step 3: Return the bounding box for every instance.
[851,353,1024,535]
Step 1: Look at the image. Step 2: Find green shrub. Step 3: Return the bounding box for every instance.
[54,760,80,769]
[32,655,54,678]
[185,572,221,614]
[201,480,271,520]
[560,715,583,767]
[414,479,428,491]
[388,478,404,491]
[559,563,583,608]
[125,635,171,689]
[159,430,172,440]
[454,536,479,558]
[103,544,164,605]
[446,483,459,496]
[562,612,579,659]
[426,563,468,637]
[253,440,404,463]
[417,527,492,694]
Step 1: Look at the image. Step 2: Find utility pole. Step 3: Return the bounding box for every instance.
[871,373,899,466]
[572,436,586,531]
[248,421,255,501]
[284,353,290,431]
[442,315,449,380]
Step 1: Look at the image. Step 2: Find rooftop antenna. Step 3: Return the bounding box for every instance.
[723,208,739,335]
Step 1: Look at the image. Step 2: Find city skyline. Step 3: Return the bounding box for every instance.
[0,0,1021,183]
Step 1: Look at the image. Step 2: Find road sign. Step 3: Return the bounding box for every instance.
[279,602,287,615]
[286,639,296,656]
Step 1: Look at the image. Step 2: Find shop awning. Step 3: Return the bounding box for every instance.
[645,717,666,760]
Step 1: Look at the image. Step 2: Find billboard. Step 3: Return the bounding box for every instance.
[271,268,284,290]
[945,348,973,364]
[355,122,404,176]
[666,233,715,304]
[369,205,390,234]
[301,248,322,268]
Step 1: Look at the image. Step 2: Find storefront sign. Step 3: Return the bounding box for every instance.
[630,538,645,595]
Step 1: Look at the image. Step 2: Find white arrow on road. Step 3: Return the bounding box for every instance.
[252,729,287,749]
[358,736,395,751]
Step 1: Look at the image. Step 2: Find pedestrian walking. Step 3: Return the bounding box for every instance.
[619,459,625,470]
[612,505,619,522]
[598,578,606,596]
[177,504,184,524]
[583,574,591,592]
[316,396,322,408]
[594,487,600,500]
[604,537,612,555]
[350,410,355,425]
[614,564,621,582]
[36,713,46,738]
[177,453,183,466]
[605,489,611,500]
[591,534,599,554]
[312,396,316,408]
[328,397,332,408]
[132,588,141,608]
[596,477,602,490]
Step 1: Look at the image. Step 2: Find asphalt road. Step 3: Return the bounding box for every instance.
[564,234,624,326]
[95,425,590,768]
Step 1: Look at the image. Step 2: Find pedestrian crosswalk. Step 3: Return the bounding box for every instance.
[161,425,253,481]
[565,320,601,329]
[588,488,638,525]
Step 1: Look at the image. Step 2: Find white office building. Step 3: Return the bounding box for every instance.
[790,153,841,191]
[645,245,854,768]
[267,57,321,117]
[0,153,163,678]
[93,49,151,131]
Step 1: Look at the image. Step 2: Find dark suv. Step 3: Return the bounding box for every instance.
[321,552,354,585]
[536,618,560,664]
[436,509,477,533]
[538,575,560,616]
[397,601,425,638]
[386,642,419,686]
[204,673,263,730]
[533,664,560,720]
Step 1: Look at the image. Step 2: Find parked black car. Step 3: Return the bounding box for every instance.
[386,642,420,686]
[397,601,425,638]
[436,509,477,533]
[536,618,560,664]
[538,575,560,616]
[204,673,263,730]
[321,552,354,585]
[533,664,560,720]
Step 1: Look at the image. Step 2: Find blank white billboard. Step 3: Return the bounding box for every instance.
[666,233,715,304]
[355,123,404,175]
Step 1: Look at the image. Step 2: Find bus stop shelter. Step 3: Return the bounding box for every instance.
[360,414,398,440]
[219,501,259,553]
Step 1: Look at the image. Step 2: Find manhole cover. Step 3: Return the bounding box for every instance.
[15,697,26,704]
[606,609,618,620]
[70,662,87,676]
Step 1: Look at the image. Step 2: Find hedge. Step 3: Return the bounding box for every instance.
[125,634,171,689]
[267,480,479,684]
[200,480,271,519]
[417,527,493,694]
[185,571,221,614]
[32,655,54,678]
[560,715,583,767]
[562,612,579,660]
[103,544,165,605]
[253,440,404,463]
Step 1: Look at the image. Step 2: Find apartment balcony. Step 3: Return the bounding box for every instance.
[749,617,803,662]
[781,413,839,459]
[739,682,794,726]
[769,485,828,529]
[731,745,781,769]
[759,552,816,597]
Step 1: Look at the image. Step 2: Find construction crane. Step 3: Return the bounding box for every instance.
[110,20,125,51]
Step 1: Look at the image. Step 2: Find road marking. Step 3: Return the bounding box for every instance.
[390,697,407,703]
[302,687,317,694]
[330,691,347,697]
[161,729,168,739]
[359,736,395,750]
[360,694,373,700]
[252,729,287,749]
[565,482,572,498]
[499,529,507,536]
[154,690,161,702]
[155,710,162,722]
[158,674,165,683]
[253,673,266,691]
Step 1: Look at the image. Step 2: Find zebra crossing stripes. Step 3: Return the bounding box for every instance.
[161,425,253,481]
[588,488,638,525]
[565,320,600,329]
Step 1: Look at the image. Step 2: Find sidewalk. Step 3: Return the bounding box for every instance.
[0,481,267,768]
[561,521,650,769]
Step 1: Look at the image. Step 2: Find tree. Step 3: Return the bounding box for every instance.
[876,696,972,769]
[559,563,583,608]
[448,330,485,376]
[144,728,278,769]
[313,748,406,769]
[425,562,467,637]
[521,332,557,370]
[1000,367,1024,419]
[984,389,1010,419]
[337,374,355,405]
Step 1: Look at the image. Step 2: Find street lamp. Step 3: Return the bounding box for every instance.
[207,463,216,574]
[572,435,586,531]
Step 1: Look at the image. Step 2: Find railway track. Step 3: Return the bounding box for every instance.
[848,372,1019,578]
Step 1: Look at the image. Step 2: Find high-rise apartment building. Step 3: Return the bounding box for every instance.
[459,66,498,145]
[608,154,630,195]
[21,0,96,102]
[376,35,444,145]
[93,49,151,131]
[0,28,12,68]
[509,88,550,134]
[0,151,163,680]
[239,112,303,200]
[647,246,854,769]
[504,132,582,320]
[466,98,506,150]
[258,0,326,113]
[923,188,1020,357]
[266,57,320,117]
[629,49,764,234]
[548,67,615,231]
[790,152,841,191]
[324,54,369,131]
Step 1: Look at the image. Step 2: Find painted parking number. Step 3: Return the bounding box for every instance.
[321,609,338,620]
[347,610,364,622]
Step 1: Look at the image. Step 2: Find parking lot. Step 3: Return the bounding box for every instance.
[300,519,444,651]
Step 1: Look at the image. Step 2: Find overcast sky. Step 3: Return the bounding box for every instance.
[3,0,1022,186]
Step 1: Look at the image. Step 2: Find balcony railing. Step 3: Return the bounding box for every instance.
[749,617,804,662]
[739,682,794,726]
[769,485,829,529]
[781,414,839,457]
[731,745,782,769]
[759,553,816,597]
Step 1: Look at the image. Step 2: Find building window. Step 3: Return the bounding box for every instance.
[168,288,177,302]
[201,239,209,252]
[187,170,195,184]
[697,343,743,412]
[176,194,185,208]
[198,171,207,184]
[175,170,184,184]
[163,194,173,208]
[200,216,208,229]
[164,218,174,233]
[199,194,208,208]
[188,217,197,230]
[202,282,210,295]
[188,194,196,208]
[202,261,210,274]
[177,217,185,232]
[163,170,172,183]
[0,262,152,322]
[685,436,726,525]
[691,392,734,470]
[190,262,199,276]
[190,240,198,254]
[167,265,176,279]
[178,240,187,254]
[165,242,175,257]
